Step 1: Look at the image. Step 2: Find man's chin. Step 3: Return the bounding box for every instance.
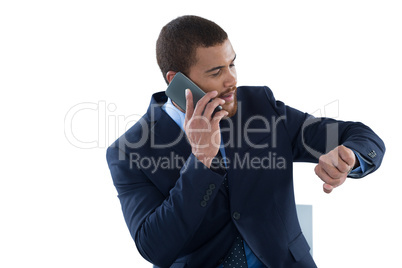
[222,100,237,118]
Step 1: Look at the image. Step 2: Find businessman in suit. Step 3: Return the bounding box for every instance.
[106,16,385,267]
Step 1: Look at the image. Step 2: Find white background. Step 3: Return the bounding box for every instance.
[1,0,401,267]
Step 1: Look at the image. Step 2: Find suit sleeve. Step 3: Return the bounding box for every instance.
[263,86,385,178]
[106,145,225,267]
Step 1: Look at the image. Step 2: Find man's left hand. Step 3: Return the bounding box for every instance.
[314,145,357,194]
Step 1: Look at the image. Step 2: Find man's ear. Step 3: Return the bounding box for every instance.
[166,71,177,84]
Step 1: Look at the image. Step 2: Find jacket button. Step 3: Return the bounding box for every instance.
[200,200,207,207]
[203,195,210,201]
[233,212,241,220]
[209,184,216,190]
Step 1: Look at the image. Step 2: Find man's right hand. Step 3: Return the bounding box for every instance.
[184,89,228,168]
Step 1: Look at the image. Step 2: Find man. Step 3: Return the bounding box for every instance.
[106,15,385,267]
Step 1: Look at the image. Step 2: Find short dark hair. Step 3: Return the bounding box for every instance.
[156,15,228,84]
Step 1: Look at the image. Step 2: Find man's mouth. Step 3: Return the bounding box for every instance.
[219,89,235,103]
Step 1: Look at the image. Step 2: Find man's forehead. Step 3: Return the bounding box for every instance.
[194,39,236,68]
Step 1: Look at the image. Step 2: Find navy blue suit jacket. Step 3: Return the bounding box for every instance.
[106,86,385,267]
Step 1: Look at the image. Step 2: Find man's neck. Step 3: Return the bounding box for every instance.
[172,100,185,113]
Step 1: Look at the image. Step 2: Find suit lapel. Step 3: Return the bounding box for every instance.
[220,96,274,207]
[138,93,191,196]
[151,111,191,157]
[146,92,192,157]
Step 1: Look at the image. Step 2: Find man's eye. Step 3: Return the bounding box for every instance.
[211,70,221,77]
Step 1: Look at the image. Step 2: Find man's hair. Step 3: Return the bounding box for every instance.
[156,15,228,84]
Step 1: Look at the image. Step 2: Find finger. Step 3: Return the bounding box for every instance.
[332,154,350,174]
[203,98,225,119]
[323,183,334,194]
[185,89,194,122]
[211,110,229,126]
[314,164,342,187]
[318,155,344,180]
[316,165,336,193]
[193,91,218,116]
[315,164,332,185]
[338,145,356,168]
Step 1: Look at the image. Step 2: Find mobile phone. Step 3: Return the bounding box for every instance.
[165,72,222,114]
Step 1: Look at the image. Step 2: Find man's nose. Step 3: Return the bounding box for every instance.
[224,69,237,88]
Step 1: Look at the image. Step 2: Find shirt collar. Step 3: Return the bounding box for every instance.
[162,97,186,131]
